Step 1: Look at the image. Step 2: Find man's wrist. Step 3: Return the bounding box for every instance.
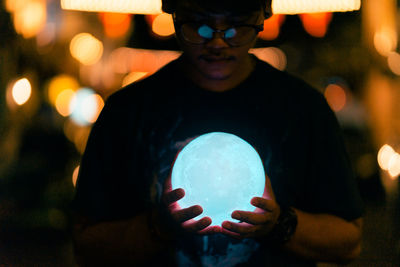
[267,206,298,244]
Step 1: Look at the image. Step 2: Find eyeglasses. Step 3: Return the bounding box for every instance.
[174,21,264,47]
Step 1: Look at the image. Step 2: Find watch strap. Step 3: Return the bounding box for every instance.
[267,206,298,244]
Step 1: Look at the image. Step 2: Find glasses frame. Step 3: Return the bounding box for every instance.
[173,18,264,47]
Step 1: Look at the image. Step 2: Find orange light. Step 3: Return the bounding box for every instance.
[61,0,162,14]
[110,48,181,74]
[55,89,75,117]
[272,0,361,14]
[258,14,285,41]
[299,12,332,38]
[47,75,80,106]
[122,72,149,87]
[72,166,80,187]
[250,47,287,71]
[70,33,103,65]
[99,13,132,38]
[387,52,400,76]
[374,29,398,57]
[324,83,346,112]
[151,13,175,37]
[13,0,47,38]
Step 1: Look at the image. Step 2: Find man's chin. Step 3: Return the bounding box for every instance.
[202,72,231,81]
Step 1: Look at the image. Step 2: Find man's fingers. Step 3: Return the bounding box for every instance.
[221,221,254,235]
[182,216,212,232]
[232,210,269,225]
[163,188,185,206]
[171,205,203,223]
[198,225,221,235]
[250,197,276,212]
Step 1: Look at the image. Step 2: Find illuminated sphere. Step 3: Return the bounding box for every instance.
[171,132,265,226]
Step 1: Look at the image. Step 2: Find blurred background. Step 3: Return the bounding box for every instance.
[0,0,399,265]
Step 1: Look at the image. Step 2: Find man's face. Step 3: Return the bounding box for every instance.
[173,3,265,81]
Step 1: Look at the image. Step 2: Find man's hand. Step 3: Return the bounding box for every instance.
[221,175,280,239]
[163,175,221,235]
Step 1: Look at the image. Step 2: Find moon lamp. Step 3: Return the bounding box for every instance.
[171,132,265,226]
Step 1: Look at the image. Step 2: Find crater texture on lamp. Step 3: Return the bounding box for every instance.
[171,132,265,226]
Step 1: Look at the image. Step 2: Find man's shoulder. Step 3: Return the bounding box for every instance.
[254,58,324,105]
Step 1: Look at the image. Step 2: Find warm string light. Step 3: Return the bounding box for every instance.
[60,0,360,14]
[272,0,361,14]
[61,0,162,14]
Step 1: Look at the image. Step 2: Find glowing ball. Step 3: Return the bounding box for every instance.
[171,132,265,226]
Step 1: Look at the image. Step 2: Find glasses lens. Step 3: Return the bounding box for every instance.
[181,23,206,44]
[226,26,257,46]
[198,25,214,39]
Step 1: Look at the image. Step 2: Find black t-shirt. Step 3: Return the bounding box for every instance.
[73,56,363,266]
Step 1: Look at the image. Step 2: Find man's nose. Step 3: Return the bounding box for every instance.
[205,32,230,49]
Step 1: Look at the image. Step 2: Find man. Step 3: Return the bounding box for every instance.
[72,0,364,265]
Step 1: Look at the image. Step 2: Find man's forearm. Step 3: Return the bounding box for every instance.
[73,210,173,265]
[283,209,362,264]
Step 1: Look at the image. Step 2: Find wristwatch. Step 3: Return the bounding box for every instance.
[268,207,298,244]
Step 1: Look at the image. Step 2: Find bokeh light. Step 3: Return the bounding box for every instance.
[110,47,181,74]
[55,89,76,117]
[378,144,396,171]
[36,22,56,48]
[374,29,398,57]
[122,72,149,87]
[70,33,104,65]
[11,78,32,106]
[5,0,25,12]
[388,153,400,179]
[11,0,47,38]
[151,13,175,37]
[61,0,162,14]
[250,47,287,71]
[72,165,80,187]
[387,52,400,76]
[258,14,286,41]
[324,83,347,112]
[47,75,80,106]
[99,13,132,38]
[272,0,361,14]
[70,88,104,126]
[63,119,92,154]
[299,12,332,38]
